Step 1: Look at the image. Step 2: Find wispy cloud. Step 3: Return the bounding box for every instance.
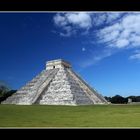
[53,12,124,37]
[129,50,140,60]
[80,48,115,68]
[97,13,140,49]
[53,12,140,67]
[92,12,123,26]
[53,12,92,37]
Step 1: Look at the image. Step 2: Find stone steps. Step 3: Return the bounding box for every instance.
[2,69,56,104]
[67,78,93,104]
[67,69,107,104]
[31,68,59,104]
[38,68,94,105]
[38,68,76,105]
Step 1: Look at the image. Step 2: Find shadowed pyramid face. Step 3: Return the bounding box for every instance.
[2,59,108,105]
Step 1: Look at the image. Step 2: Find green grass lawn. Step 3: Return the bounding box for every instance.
[0,104,140,128]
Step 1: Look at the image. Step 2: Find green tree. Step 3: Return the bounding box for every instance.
[111,95,127,104]
[0,85,9,97]
[0,82,17,103]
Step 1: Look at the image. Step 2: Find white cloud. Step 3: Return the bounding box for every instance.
[80,48,114,68]
[66,12,92,29]
[129,51,140,60]
[119,30,130,39]
[97,13,140,49]
[53,14,67,26]
[122,14,140,33]
[93,14,107,26]
[53,12,92,37]
[53,12,140,67]
[97,23,122,42]
[106,12,122,23]
[99,29,120,43]
[130,34,140,47]
[53,12,124,37]
[59,26,74,37]
[115,39,130,48]
[93,12,123,26]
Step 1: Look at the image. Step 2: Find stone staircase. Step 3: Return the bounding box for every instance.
[65,68,94,105]
[2,69,58,104]
[32,68,59,104]
[36,67,94,105]
[67,69,107,104]
[37,67,76,105]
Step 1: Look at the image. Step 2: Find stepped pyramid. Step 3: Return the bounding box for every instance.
[2,59,107,105]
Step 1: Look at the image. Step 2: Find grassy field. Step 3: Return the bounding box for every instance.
[0,104,140,128]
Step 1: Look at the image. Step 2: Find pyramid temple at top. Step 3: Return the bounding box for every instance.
[2,59,108,105]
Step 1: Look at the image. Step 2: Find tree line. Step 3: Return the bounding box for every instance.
[104,95,140,104]
[0,85,17,103]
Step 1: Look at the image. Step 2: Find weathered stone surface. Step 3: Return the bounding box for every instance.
[2,69,58,104]
[2,59,108,105]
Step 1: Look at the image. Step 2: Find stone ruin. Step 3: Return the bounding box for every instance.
[2,59,108,105]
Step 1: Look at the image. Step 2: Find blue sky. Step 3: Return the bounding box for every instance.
[0,12,140,97]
